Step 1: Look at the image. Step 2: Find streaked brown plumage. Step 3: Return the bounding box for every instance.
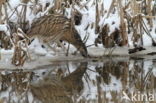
[30,62,88,103]
[26,14,88,57]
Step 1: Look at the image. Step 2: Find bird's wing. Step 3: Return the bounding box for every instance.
[27,15,71,39]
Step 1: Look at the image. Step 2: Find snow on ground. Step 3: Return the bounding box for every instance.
[0,24,10,36]
[0,0,156,67]
[0,52,85,69]
[1,46,156,69]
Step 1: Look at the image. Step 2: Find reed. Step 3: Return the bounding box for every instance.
[0,0,156,66]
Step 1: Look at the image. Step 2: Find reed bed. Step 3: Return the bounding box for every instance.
[0,0,156,66]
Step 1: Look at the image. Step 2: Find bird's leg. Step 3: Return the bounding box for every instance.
[56,40,67,52]
[42,39,54,50]
[44,42,58,55]
[46,41,67,55]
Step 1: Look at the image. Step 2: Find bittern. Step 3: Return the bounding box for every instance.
[26,14,88,57]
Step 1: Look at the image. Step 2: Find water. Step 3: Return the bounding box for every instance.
[0,57,156,103]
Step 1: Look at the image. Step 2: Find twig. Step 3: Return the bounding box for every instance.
[8,5,20,20]
[66,43,70,56]
[80,0,92,9]
[86,44,95,48]
[3,3,9,23]
[83,33,89,44]
[141,18,156,44]
[87,68,96,73]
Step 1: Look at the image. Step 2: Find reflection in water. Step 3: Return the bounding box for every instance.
[0,58,156,103]
[31,62,87,103]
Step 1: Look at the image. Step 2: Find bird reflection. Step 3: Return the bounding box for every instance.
[30,62,88,103]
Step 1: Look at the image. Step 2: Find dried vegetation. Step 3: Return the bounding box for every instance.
[95,0,156,48]
[0,0,156,66]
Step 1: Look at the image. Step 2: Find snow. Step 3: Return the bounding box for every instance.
[0,0,156,60]
[153,68,156,77]
[9,0,20,7]
[28,38,47,55]
[1,48,14,54]
[102,75,122,92]
[143,60,153,75]
[0,24,10,36]
[88,46,129,57]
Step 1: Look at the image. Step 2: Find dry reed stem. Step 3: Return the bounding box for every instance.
[118,0,128,46]
[146,0,153,28]
[11,31,29,66]
[95,0,100,34]
[21,0,30,4]
[106,0,116,18]
[0,0,5,6]
[3,3,8,23]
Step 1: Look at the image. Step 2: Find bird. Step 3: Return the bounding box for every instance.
[26,14,88,57]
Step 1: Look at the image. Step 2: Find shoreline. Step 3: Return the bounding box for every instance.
[0,46,156,70]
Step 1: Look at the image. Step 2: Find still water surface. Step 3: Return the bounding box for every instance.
[0,57,156,103]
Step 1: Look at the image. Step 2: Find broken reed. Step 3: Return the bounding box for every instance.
[11,31,30,66]
[0,31,12,49]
